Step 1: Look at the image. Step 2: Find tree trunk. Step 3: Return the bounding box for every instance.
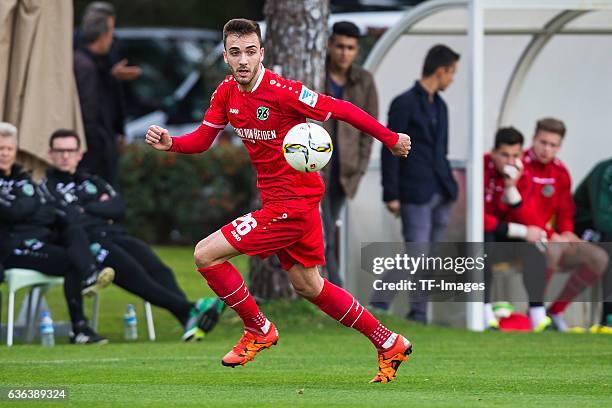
[263,0,329,90]
[248,0,330,300]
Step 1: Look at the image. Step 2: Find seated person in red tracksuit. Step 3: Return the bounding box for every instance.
[510,118,608,331]
[483,127,548,330]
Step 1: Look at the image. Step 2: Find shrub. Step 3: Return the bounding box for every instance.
[119,142,256,244]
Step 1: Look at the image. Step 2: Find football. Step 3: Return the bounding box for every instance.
[282,122,333,172]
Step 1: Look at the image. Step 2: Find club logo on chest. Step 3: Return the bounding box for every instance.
[256,106,269,121]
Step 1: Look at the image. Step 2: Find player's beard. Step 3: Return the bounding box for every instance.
[231,64,257,86]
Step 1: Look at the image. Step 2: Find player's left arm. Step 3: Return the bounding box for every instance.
[281,82,410,157]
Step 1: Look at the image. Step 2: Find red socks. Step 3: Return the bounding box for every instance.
[309,279,395,350]
[199,266,397,349]
[549,266,601,314]
[198,262,269,335]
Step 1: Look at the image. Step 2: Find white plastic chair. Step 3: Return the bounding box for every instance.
[3,268,156,346]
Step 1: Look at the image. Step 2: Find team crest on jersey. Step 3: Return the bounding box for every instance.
[21,183,35,197]
[298,85,318,107]
[256,106,270,121]
[541,184,554,197]
[84,181,98,195]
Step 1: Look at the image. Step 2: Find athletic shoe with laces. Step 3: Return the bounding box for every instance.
[221,323,279,367]
[182,298,210,342]
[369,334,412,384]
[70,323,108,345]
[81,267,115,297]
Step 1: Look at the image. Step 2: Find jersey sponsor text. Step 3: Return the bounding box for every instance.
[234,127,277,141]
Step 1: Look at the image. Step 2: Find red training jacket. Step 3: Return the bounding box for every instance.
[483,153,536,237]
[514,148,576,235]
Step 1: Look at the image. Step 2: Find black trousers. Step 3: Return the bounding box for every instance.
[3,240,86,324]
[95,233,193,326]
[484,233,547,306]
[61,224,99,279]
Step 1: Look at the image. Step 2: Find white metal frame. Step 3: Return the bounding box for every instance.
[362,0,612,331]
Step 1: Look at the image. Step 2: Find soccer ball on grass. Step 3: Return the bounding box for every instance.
[282,122,333,172]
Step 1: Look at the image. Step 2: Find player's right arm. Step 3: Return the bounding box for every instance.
[145,80,230,153]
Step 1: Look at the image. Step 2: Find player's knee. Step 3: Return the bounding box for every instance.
[293,281,318,299]
[291,270,324,299]
[194,240,215,268]
[588,246,609,274]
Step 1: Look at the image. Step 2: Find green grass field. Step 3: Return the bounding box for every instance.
[1,247,611,407]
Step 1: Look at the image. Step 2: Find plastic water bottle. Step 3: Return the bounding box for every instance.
[124,304,138,340]
[40,311,55,347]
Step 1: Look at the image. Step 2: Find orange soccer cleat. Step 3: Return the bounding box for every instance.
[221,323,279,367]
[369,334,413,383]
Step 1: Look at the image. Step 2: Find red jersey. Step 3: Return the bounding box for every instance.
[519,148,575,234]
[483,153,535,235]
[170,66,399,209]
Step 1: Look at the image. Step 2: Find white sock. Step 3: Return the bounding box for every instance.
[261,319,271,335]
[381,333,398,350]
[529,306,546,328]
[550,313,568,332]
[484,303,497,325]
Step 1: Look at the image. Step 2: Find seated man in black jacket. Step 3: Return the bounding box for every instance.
[43,129,223,341]
[0,122,113,344]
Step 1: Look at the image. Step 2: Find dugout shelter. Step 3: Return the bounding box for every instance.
[345,0,612,330]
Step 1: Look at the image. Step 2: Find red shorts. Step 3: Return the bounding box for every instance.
[221,205,325,271]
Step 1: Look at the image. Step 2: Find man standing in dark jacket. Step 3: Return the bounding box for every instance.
[378,45,460,323]
[74,10,124,187]
[321,21,378,287]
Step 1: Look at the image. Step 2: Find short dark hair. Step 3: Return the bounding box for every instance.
[330,21,361,40]
[223,18,262,48]
[80,11,111,45]
[49,129,81,149]
[494,127,524,149]
[422,44,460,77]
[535,117,566,138]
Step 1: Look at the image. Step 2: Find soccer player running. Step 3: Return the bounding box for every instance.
[146,19,412,383]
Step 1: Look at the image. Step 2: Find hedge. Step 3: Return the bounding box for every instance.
[118,142,256,244]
